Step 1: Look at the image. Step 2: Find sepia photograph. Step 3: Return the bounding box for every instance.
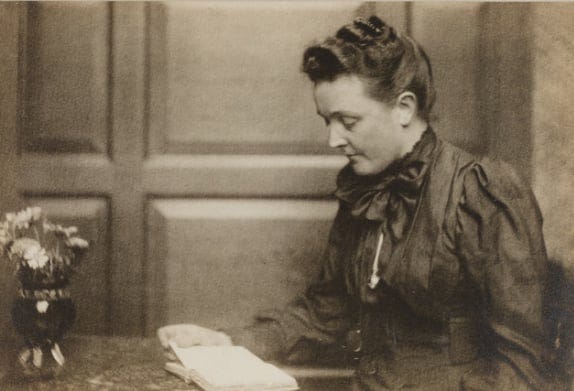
[0,1,573,390]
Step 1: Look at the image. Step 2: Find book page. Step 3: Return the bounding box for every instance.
[169,343,297,389]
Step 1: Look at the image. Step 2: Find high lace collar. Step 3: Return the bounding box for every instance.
[335,127,438,241]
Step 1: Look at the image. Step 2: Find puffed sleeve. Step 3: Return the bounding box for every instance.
[455,160,564,390]
[224,204,356,363]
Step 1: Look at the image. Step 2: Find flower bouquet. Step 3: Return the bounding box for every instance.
[0,206,89,378]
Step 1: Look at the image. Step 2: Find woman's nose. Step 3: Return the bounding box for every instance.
[328,125,348,149]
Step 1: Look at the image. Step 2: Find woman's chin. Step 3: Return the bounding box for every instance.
[350,162,374,176]
[350,159,389,176]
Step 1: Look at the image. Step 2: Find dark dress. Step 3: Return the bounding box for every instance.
[226,128,566,390]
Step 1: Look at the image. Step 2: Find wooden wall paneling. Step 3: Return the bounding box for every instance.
[145,202,168,336]
[24,198,109,335]
[0,1,24,371]
[479,3,533,180]
[143,155,346,197]
[18,155,114,194]
[146,200,338,333]
[411,2,483,155]
[21,2,110,154]
[110,2,146,335]
[147,2,360,155]
[147,1,167,156]
[530,3,574,271]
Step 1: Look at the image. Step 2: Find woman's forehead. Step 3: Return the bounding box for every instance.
[313,75,382,114]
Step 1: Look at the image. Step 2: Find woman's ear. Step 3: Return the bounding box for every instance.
[396,91,418,127]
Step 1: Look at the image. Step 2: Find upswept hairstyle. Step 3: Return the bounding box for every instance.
[302,15,435,122]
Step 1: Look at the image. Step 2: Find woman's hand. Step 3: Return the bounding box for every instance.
[157,324,233,349]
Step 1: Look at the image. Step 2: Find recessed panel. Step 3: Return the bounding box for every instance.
[147,199,338,333]
[412,2,482,154]
[22,2,110,154]
[531,4,574,268]
[23,197,109,335]
[148,2,359,154]
[478,3,532,174]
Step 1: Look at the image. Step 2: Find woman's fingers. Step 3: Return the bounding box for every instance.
[171,333,202,348]
[163,350,178,361]
[157,324,191,348]
[170,329,231,347]
[157,326,173,349]
[157,324,232,348]
[215,332,233,346]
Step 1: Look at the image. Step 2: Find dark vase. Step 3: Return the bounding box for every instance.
[11,279,76,379]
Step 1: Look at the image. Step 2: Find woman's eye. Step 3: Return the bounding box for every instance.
[341,117,359,130]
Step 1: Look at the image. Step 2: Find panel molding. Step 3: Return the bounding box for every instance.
[18,155,114,194]
[143,155,346,197]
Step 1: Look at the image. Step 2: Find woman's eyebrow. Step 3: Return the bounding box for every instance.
[316,110,360,118]
[332,110,361,118]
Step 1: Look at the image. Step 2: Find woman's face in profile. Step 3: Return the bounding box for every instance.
[313,74,406,176]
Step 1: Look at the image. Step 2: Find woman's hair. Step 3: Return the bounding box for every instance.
[302,15,435,122]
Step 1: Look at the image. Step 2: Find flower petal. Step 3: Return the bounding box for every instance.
[36,300,49,313]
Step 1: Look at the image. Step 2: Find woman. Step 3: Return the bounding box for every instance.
[158,16,566,390]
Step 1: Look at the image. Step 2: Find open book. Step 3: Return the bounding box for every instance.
[165,342,299,391]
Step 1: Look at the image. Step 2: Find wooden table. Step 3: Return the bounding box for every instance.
[0,336,354,390]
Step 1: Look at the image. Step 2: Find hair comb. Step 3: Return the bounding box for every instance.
[353,17,383,36]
